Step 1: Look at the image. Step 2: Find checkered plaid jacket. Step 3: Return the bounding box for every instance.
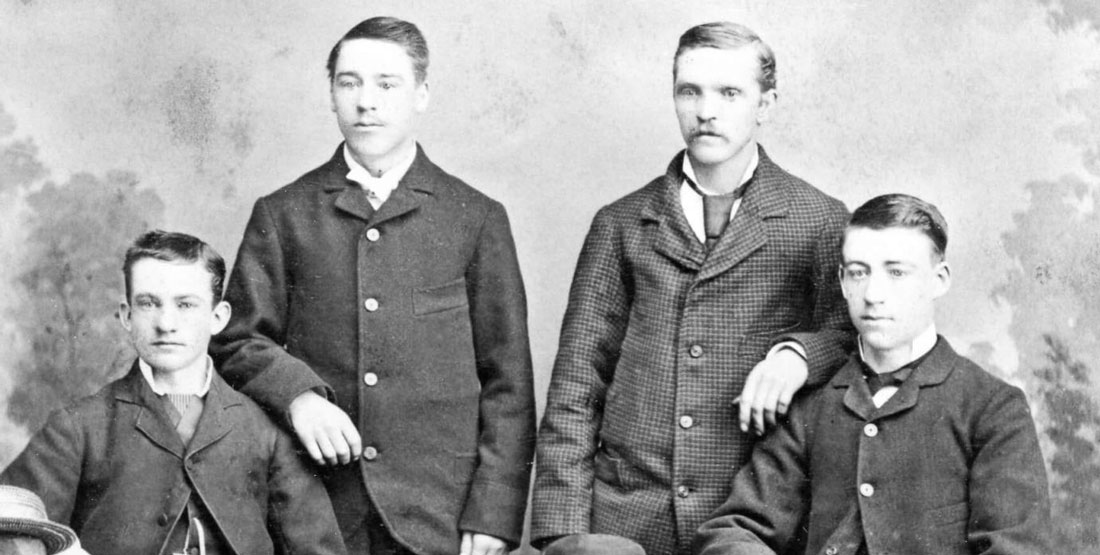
[531,147,853,555]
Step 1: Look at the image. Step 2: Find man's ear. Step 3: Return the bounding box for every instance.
[118,300,132,331]
[416,81,430,113]
[932,260,952,299]
[838,265,851,298]
[756,88,777,125]
[210,300,232,336]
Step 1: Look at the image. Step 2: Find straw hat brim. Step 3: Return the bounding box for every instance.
[0,518,78,554]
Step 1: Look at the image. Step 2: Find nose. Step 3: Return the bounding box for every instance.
[695,92,716,122]
[862,272,889,305]
[154,306,180,333]
[356,86,379,112]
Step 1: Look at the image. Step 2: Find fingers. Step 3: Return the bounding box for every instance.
[343,422,363,463]
[288,391,360,466]
[465,533,506,555]
[738,366,762,433]
[459,532,472,555]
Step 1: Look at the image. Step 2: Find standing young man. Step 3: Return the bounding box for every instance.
[694,194,1051,555]
[2,231,345,555]
[211,17,535,555]
[531,22,852,555]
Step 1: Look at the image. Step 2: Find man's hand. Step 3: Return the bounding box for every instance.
[288,390,362,466]
[738,347,808,435]
[459,532,507,555]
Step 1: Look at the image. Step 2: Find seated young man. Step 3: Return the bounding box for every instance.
[1,231,346,555]
[693,194,1051,555]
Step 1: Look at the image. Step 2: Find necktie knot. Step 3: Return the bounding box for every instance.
[689,177,748,250]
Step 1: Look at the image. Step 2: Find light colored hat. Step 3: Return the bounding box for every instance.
[542,533,647,555]
[0,485,78,554]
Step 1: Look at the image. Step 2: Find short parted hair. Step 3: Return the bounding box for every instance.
[123,230,227,304]
[846,194,949,261]
[674,21,777,92]
[326,16,430,84]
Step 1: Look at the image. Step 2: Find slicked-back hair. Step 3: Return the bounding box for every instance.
[846,194,949,260]
[326,16,429,84]
[674,21,777,92]
[123,230,227,304]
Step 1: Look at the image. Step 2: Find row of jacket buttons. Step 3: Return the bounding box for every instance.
[860,422,878,499]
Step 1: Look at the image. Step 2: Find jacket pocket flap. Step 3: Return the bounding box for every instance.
[413,278,468,315]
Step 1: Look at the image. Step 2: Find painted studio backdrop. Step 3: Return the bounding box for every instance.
[2,0,1099,551]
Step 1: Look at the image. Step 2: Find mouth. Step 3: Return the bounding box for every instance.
[691,130,724,141]
[151,341,186,348]
[860,315,891,323]
[354,121,383,129]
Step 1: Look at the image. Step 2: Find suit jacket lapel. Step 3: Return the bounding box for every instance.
[698,147,791,282]
[645,153,706,271]
[872,338,957,420]
[834,359,877,421]
[116,361,186,459]
[836,337,959,421]
[186,373,241,457]
[326,143,435,226]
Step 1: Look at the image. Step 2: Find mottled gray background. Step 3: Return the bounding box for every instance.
[2,0,1099,551]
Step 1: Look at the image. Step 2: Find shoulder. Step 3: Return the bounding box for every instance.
[420,158,505,215]
[759,149,848,219]
[591,175,668,226]
[258,149,345,207]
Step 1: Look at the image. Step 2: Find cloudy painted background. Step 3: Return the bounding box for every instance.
[2,0,1099,551]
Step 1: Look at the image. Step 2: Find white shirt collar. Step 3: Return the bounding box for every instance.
[343,142,418,209]
[681,146,759,196]
[857,325,939,369]
[139,356,214,397]
[679,147,759,243]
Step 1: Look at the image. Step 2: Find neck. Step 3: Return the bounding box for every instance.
[859,326,937,374]
[149,357,208,394]
[351,138,416,178]
[689,141,756,194]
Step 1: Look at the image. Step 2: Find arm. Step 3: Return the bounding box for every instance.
[694,403,812,555]
[739,202,854,433]
[530,208,631,547]
[0,408,83,526]
[967,387,1051,554]
[266,429,348,555]
[212,200,360,466]
[455,202,537,550]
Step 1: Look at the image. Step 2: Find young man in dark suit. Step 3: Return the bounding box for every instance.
[211,17,535,555]
[694,194,1051,555]
[531,22,852,555]
[2,231,345,555]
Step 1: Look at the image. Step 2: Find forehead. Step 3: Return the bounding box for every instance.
[842,226,938,265]
[334,38,416,76]
[129,258,213,298]
[674,45,762,85]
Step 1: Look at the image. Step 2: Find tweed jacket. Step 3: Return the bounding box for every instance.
[694,338,1051,555]
[0,361,346,555]
[531,147,852,555]
[211,144,535,554]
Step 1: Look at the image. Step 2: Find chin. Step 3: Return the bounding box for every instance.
[687,146,734,167]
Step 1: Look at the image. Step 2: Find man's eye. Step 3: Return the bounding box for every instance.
[677,88,697,97]
[722,89,739,98]
[889,269,906,278]
[338,80,358,89]
[846,269,867,279]
[380,82,396,90]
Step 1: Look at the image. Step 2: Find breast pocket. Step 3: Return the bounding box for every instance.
[413,277,469,316]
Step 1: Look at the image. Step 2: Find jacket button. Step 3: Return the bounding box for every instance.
[689,344,704,358]
[363,372,379,386]
[156,514,169,526]
[363,446,378,460]
[825,547,838,555]
[676,485,690,498]
[859,483,875,497]
[366,228,380,242]
[679,415,694,429]
[864,423,878,437]
[364,298,379,311]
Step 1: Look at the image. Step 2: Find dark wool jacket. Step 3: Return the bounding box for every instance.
[1,361,346,555]
[695,338,1051,555]
[212,144,536,554]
